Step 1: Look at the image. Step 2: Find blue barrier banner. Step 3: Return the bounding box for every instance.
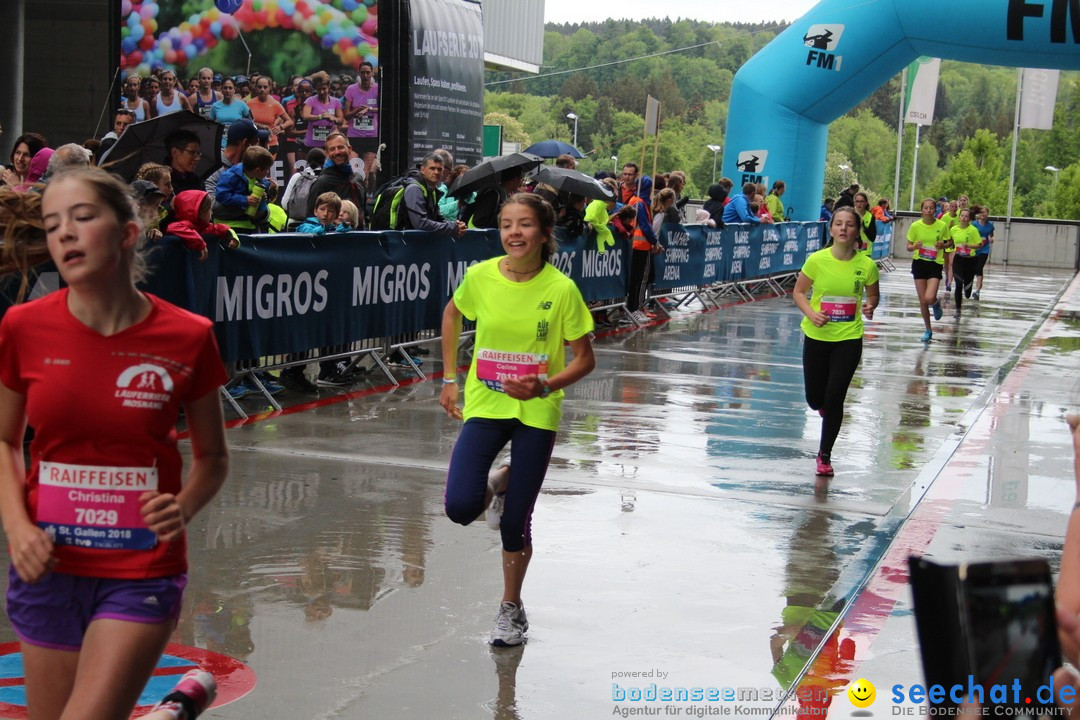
[775,223,805,274]
[756,224,782,277]
[701,226,725,285]
[804,221,825,258]
[873,221,893,260]
[553,230,630,302]
[652,224,702,291]
[137,221,833,362]
[728,225,754,281]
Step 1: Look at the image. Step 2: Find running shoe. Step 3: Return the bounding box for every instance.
[963,281,973,299]
[316,371,351,387]
[972,290,980,301]
[815,453,834,477]
[281,367,318,393]
[921,329,933,343]
[227,384,249,400]
[490,601,529,647]
[151,668,217,720]
[486,462,511,530]
[932,301,943,320]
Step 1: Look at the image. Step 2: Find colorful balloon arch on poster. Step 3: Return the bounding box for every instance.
[119,0,378,75]
[722,0,1080,221]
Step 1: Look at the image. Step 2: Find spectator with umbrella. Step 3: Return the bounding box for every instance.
[449,153,543,229]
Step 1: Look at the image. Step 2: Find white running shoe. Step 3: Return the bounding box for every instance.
[486,462,510,530]
[490,601,529,647]
[151,668,217,720]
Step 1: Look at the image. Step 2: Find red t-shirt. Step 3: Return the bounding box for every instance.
[248,97,287,148]
[0,291,227,579]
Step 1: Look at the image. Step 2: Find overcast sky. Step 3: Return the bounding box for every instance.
[543,0,821,26]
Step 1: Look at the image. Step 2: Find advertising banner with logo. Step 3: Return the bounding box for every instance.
[904,57,941,126]
[404,0,484,167]
[141,222,826,362]
[1019,68,1060,130]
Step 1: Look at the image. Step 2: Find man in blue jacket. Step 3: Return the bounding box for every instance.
[722,182,763,224]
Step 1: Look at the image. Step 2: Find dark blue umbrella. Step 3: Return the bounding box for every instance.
[523,140,584,159]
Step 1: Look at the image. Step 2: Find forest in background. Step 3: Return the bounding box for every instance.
[484,18,1080,219]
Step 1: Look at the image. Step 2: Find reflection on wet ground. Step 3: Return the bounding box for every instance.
[0,266,1076,719]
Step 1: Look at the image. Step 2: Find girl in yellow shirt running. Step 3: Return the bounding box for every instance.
[906,198,951,342]
[439,193,596,647]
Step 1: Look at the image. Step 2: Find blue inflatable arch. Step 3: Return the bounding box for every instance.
[722,0,1080,221]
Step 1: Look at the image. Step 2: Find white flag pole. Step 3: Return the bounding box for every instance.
[894,66,907,213]
[1004,68,1023,266]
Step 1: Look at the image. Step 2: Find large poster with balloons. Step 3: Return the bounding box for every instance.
[119,0,379,78]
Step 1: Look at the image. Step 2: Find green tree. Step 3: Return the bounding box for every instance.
[484,113,530,147]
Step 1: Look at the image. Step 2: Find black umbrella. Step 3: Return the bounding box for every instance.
[98,110,224,182]
[448,152,543,198]
[523,140,584,159]
[532,165,615,202]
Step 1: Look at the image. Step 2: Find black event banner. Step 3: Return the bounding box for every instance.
[407,0,484,166]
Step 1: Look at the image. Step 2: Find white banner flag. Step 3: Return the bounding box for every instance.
[1019,68,1060,130]
[644,95,661,136]
[904,57,940,126]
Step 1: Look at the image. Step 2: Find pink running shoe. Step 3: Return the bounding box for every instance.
[815,453,834,477]
[152,669,217,720]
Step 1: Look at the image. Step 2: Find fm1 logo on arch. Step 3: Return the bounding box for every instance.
[803,24,845,71]
[736,150,768,186]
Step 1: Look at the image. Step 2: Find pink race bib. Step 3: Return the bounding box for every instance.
[820,296,857,323]
[955,244,972,257]
[36,461,158,550]
[918,246,938,261]
[475,349,548,393]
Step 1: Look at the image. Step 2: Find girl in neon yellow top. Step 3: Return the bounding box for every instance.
[950,207,982,316]
[439,193,596,647]
[793,205,880,479]
[765,180,786,223]
[906,198,951,342]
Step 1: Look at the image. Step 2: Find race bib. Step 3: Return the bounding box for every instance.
[955,244,972,257]
[197,105,212,120]
[313,124,331,142]
[36,462,159,550]
[353,112,374,132]
[475,349,548,393]
[918,245,938,261]
[819,296,857,323]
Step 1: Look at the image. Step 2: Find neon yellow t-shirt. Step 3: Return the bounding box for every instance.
[799,247,879,342]
[907,219,948,265]
[454,257,594,431]
[940,212,957,231]
[950,224,982,258]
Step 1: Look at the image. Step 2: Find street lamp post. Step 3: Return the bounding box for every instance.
[1046,165,1061,183]
[706,144,721,184]
[566,112,579,148]
[838,164,851,189]
[612,155,618,174]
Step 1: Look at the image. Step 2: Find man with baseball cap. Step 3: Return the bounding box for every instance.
[204,118,270,195]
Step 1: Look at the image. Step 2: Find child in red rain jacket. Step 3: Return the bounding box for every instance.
[165,189,238,261]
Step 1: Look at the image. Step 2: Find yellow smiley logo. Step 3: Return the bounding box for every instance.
[848,678,876,708]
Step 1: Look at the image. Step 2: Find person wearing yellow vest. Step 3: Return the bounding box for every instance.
[793,205,880,477]
[907,197,952,342]
[440,193,595,647]
[949,207,982,318]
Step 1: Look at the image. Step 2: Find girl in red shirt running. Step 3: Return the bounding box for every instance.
[0,168,228,720]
